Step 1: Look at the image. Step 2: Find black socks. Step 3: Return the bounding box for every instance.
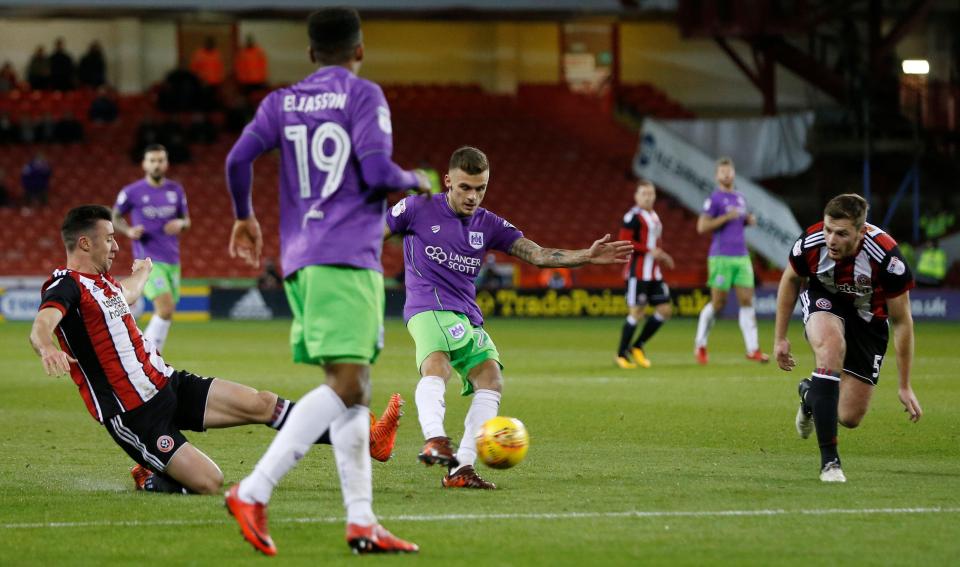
[634,315,664,350]
[806,370,841,467]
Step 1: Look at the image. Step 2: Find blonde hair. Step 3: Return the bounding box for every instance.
[716,156,734,169]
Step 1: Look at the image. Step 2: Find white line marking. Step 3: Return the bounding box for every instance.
[3,507,958,530]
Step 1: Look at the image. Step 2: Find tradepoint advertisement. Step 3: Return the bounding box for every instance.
[9,284,954,322]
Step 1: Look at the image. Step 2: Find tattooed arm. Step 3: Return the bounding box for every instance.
[507,234,633,268]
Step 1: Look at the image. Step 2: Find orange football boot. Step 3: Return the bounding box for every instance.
[347,523,419,554]
[370,393,404,462]
[225,484,277,556]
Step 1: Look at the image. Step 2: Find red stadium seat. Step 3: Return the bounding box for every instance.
[3,86,709,285]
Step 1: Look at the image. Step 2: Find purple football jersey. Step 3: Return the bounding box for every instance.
[114,179,188,265]
[702,188,748,257]
[386,194,523,327]
[241,66,400,277]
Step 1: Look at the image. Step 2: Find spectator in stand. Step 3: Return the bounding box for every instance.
[221,82,254,133]
[540,268,572,290]
[89,85,119,123]
[165,129,191,164]
[186,112,218,144]
[158,64,203,113]
[190,37,225,87]
[36,112,57,143]
[19,115,36,144]
[921,207,956,241]
[21,153,51,207]
[0,112,20,144]
[54,111,84,143]
[49,38,76,91]
[27,46,51,90]
[78,41,106,88]
[0,168,12,208]
[235,35,268,92]
[418,159,442,195]
[0,61,18,92]
[916,239,947,287]
[131,116,161,162]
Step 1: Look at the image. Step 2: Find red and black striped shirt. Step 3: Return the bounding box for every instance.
[619,206,664,282]
[788,222,914,325]
[39,268,172,423]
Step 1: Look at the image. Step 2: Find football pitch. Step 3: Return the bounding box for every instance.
[1,317,958,565]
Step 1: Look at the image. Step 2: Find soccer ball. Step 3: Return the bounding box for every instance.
[475,416,529,469]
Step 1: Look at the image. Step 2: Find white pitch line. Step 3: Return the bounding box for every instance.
[2,507,959,530]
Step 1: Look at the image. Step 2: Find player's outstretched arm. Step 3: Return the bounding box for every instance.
[119,257,153,305]
[112,208,143,240]
[696,211,738,234]
[29,308,76,377]
[888,292,921,422]
[360,153,431,195]
[163,217,191,235]
[508,235,632,268]
[774,263,804,371]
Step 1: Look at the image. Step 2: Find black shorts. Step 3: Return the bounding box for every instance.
[626,278,670,307]
[104,370,214,472]
[800,289,889,385]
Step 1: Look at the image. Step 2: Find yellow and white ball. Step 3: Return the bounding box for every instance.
[475,416,529,469]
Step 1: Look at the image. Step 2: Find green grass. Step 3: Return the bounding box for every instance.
[1,317,958,565]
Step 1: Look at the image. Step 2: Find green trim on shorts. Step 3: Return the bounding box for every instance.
[707,255,755,290]
[284,265,385,366]
[144,261,181,302]
[406,310,501,396]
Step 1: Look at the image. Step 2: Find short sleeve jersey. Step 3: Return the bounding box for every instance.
[114,179,188,264]
[39,268,174,422]
[619,206,663,282]
[789,222,914,326]
[386,194,524,327]
[240,65,398,277]
[702,188,748,257]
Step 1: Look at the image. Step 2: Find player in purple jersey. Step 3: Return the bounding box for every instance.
[222,8,428,557]
[693,157,769,365]
[112,144,189,353]
[386,146,632,489]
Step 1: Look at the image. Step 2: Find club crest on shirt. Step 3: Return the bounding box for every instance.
[431,225,440,233]
[816,298,832,310]
[156,435,175,453]
[469,231,484,249]
[887,257,906,275]
[447,323,466,340]
[166,191,177,203]
[856,274,871,286]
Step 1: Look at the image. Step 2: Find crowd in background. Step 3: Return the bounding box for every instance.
[0,35,270,209]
